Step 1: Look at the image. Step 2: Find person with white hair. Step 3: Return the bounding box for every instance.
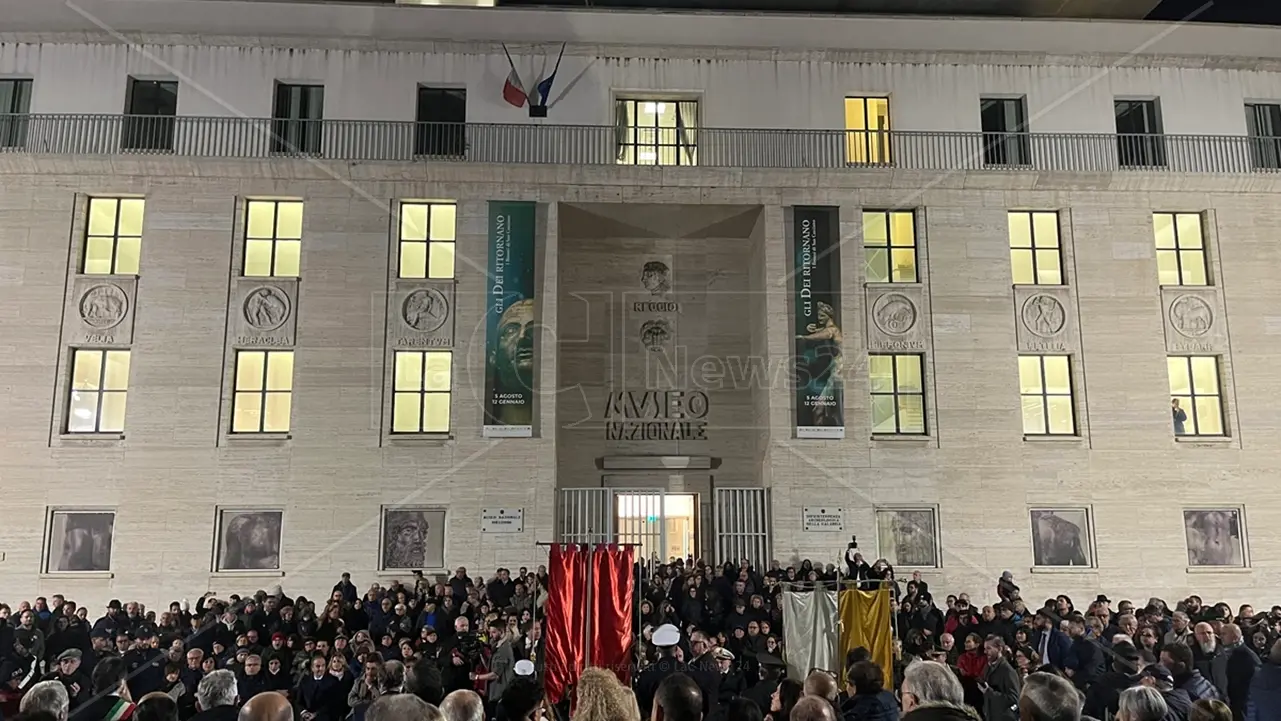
[902,660,966,719]
[20,680,70,721]
[1019,673,1080,721]
[439,689,485,721]
[1118,687,1168,721]
[191,670,238,721]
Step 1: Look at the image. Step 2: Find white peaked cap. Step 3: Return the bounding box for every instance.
[653,624,681,647]
[514,659,536,676]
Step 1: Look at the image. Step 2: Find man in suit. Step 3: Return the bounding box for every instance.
[980,635,1022,721]
[1032,609,1072,671]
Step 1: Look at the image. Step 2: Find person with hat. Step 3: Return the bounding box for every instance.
[711,647,744,707]
[1084,641,1143,719]
[42,648,91,710]
[742,652,785,714]
[1139,664,1193,721]
[636,624,686,718]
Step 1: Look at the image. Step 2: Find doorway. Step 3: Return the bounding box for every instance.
[614,492,698,563]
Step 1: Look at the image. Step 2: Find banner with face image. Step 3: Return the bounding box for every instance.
[792,206,845,439]
[483,201,537,438]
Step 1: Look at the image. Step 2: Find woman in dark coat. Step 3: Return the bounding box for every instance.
[841,661,899,721]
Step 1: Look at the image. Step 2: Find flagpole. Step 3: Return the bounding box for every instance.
[501,43,525,89]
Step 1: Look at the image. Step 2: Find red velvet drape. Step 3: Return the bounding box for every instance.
[543,544,587,705]
[589,544,635,685]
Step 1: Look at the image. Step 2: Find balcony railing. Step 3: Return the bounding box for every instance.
[1,113,1280,174]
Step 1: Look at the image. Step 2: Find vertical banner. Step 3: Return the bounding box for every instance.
[544,544,588,705]
[838,585,894,689]
[484,201,537,438]
[793,206,845,438]
[589,545,636,684]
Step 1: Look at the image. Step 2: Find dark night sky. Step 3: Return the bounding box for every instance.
[1148,0,1281,24]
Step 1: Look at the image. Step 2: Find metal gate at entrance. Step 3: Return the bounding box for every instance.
[557,486,769,569]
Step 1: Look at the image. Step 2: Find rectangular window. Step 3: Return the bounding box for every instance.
[614,98,698,166]
[1168,356,1223,437]
[869,354,925,434]
[83,198,145,275]
[863,210,917,283]
[1246,103,1281,171]
[1019,355,1076,436]
[0,78,33,149]
[1114,99,1166,168]
[1008,211,1062,285]
[67,349,131,433]
[845,97,892,165]
[244,200,303,277]
[398,202,456,279]
[272,83,324,155]
[122,78,177,152]
[391,350,452,434]
[1153,213,1208,286]
[415,87,466,157]
[232,350,294,434]
[980,97,1031,167]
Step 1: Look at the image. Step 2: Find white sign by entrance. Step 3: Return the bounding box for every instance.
[481,508,525,533]
[802,507,845,532]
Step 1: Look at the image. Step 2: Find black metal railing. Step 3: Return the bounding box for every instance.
[1,113,1279,174]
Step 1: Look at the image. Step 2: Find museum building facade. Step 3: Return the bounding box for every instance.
[2,0,1281,607]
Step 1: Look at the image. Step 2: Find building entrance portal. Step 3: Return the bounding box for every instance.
[615,491,698,563]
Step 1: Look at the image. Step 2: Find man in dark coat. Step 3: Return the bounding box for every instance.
[1245,639,1281,721]
[1222,624,1261,721]
[43,648,91,709]
[1138,665,1193,721]
[1065,614,1106,691]
[979,636,1021,721]
[1031,610,1072,671]
[742,653,785,715]
[635,624,687,718]
[295,655,341,721]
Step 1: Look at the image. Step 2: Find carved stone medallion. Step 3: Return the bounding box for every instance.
[872,293,918,336]
[640,319,672,351]
[79,284,128,330]
[1170,295,1213,338]
[242,286,291,332]
[640,259,672,296]
[1021,294,1066,338]
[402,288,450,333]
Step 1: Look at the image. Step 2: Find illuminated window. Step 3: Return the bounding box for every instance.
[398,202,456,279]
[392,351,452,434]
[864,210,917,283]
[1153,213,1207,286]
[244,200,303,277]
[83,198,144,275]
[67,349,130,433]
[232,350,294,433]
[1009,211,1062,285]
[614,98,698,166]
[1019,355,1076,436]
[845,97,891,165]
[1168,356,1223,437]
[869,354,925,435]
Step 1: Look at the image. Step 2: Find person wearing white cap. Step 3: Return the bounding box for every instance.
[636,624,685,718]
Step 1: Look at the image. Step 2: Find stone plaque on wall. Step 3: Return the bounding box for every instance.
[865,286,927,352]
[1013,286,1078,353]
[1161,287,1227,354]
[233,278,299,348]
[392,281,455,349]
[66,276,137,346]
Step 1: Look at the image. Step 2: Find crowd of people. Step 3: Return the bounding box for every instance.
[0,557,1279,721]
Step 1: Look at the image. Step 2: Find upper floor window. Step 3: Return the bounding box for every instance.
[845,97,891,165]
[245,200,303,277]
[273,83,324,155]
[980,97,1030,167]
[416,87,466,158]
[1115,99,1166,168]
[1153,213,1208,286]
[863,210,917,283]
[392,350,452,434]
[0,78,33,149]
[399,201,456,279]
[1168,356,1224,437]
[869,354,925,435]
[84,198,145,275]
[615,98,698,166]
[67,349,131,434]
[232,350,294,434]
[1019,355,1076,436]
[1246,103,1281,171]
[1008,211,1062,285]
[123,78,177,152]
